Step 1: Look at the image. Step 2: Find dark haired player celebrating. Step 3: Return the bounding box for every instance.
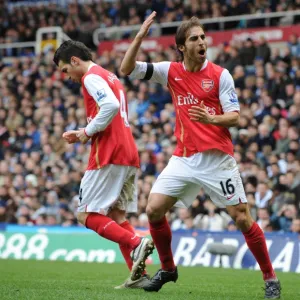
[121,12,280,298]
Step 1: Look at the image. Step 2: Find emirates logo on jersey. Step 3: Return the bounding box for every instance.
[201,79,214,92]
[177,92,199,106]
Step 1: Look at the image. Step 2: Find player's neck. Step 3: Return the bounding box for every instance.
[82,61,95,74]
[183,59,205,72]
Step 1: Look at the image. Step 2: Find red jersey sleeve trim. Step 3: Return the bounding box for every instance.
[84,128,92,138]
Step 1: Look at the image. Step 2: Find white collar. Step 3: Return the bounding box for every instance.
[182,59,208,72]
[88,62,97,71]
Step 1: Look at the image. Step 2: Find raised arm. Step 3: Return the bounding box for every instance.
[120,11,157,75]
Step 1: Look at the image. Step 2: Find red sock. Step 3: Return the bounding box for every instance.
[119,221,147,275]
[243,222,276,281]
[119,221,134,271]
[85,213,140,249]
[150,216,175,272]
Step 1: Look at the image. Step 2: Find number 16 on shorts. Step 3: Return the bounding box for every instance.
[220,179,235,200]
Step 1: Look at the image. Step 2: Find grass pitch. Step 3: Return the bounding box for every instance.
[0,260,298,300]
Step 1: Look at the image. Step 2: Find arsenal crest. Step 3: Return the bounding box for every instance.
[201,79,214,92]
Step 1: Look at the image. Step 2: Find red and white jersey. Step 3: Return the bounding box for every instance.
[130,60,239,156]
[81,64,139,170]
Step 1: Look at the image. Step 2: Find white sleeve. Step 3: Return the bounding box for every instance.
[84,74,120,136]
[219,69,240,113]
[129,61,171,86]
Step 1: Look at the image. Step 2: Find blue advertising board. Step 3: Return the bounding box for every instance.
[1,225,299,273]
[171,230,300,273]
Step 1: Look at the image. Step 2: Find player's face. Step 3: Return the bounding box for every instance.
[181,26,207,64]
[58,58,82,83]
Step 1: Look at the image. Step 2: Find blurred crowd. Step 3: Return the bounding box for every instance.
[1,32,300,234]
[1,0,300,54]
[0,2,300,235]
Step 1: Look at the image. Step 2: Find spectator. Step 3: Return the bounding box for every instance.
[224,47,242,73]
[193,200,231,231]
[170,208,192,231]
[287,34,300,58]
[233,65,246,89]
[271,204,298,232]
[256,208,271,231]
[0,200,7,222]
[255,123,276,151]
[240,38,256,66]
[274,119,290,154]
[255,182,273,208]
[256,36,271,63]
[227,220,238,231]
[291,217,300,234]
[140,151,156,177]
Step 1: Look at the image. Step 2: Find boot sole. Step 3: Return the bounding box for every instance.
[131,240,155,281]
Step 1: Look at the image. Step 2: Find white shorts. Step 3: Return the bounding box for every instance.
[78,165,138,214]
[151,150,247,208]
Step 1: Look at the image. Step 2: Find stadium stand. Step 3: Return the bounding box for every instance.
[2,0,300,51]
[0,1,299,235]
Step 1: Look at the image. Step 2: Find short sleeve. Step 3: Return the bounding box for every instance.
[219,69,240,113]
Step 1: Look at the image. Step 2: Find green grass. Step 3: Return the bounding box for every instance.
[0,260,298,300]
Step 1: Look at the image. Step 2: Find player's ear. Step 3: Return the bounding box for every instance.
[178,45,185,52]
[70,56,79,66]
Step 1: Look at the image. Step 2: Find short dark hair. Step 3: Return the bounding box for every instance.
[175,16,205,61]
[53,40,92,66]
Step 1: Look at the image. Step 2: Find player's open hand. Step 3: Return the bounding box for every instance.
[136,11,157,40]
[62,130,80,144]
[188,101,213,124]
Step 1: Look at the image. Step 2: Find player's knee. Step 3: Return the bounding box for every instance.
[145,205,155,219]
[235,212,247,225]
[146,204,164,222]
[235,212,252,231]
[110,215,126,225]
[107,209,126,224]
[227,203,252,230]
